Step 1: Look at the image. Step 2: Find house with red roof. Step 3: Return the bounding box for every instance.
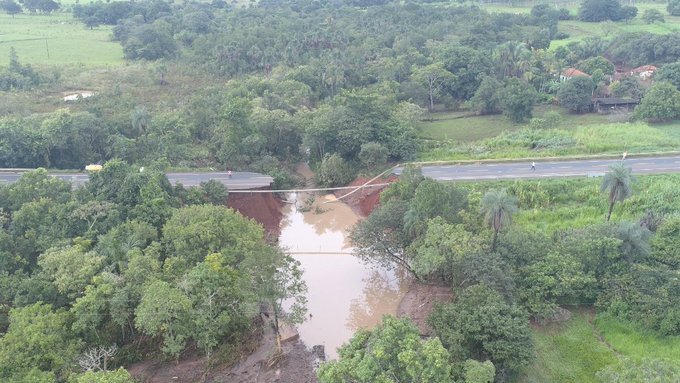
[560,68,591,82]
[631,65,657,80]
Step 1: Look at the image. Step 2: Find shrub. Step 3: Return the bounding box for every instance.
[554,31,570,40]
[643,8,665,23]
[315,153,356,187]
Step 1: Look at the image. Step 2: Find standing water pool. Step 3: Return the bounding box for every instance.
[279,193,408,359]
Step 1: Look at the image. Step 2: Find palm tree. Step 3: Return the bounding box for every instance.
[130,107,150,137]
[600,163,634,222]
[480,189,518,251]
[617,221,651,262]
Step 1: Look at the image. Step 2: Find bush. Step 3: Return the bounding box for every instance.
[558,77,596,113]
[634,82,680,122]
[554,31,570,40]
[315,153,356,187]
[487,129,577,151]
[558,8,573,20]
[578,0,636,21]
[358,142,388,171]
[643,8,665,23]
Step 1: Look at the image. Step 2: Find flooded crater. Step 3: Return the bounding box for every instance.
[280,193,408,359]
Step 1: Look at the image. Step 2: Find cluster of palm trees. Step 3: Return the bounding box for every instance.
[480,162,634,249]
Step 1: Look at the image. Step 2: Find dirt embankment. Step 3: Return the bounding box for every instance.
[397,282,454,336]
[227,187,284,239]
[333,175,398,217]
[128,316,320,383]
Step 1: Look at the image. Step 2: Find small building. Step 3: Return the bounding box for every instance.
[592,97,639,114]
[631,65,657,80]
[560,68,590,82]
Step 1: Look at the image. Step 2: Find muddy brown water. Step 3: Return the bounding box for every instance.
[279,193,409,359]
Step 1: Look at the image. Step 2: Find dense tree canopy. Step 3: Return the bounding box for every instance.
[634,81,680,122]
[558,76,596,113]
[317,316,453,383]
[429,284,533,382]
[578,0,636,22]
[655,62,680,89]
[0,0,21,17]
[0,166,307,380]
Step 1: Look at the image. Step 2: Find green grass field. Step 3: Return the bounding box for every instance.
[0,13,124,66]
[519,311,618,383]
[463,173,680,233]
[420,106,612,141]
[419,105,680,161]
[482,2,680,49]
[596,313,680,361]
[519,310,680,382]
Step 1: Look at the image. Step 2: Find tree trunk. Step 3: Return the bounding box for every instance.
[606,201,615,222]
[273,303,282,353]
[492,229,498,251]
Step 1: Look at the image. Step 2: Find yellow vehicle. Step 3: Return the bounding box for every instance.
[85,164,103,172]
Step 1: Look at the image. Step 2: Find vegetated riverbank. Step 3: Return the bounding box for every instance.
[331,175,458,338]
[127,314,320,383]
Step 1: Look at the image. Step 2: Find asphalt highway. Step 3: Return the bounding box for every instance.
[1,155,679,189]
[0,170,274,190]
[394,155,680,181]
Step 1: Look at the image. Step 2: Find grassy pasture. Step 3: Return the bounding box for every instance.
[463,173,680,233]
[519,311,617,383]
[0,12,123,66]
[519,310,680,383]
[482,2,680,48]
[419,105,680,161]
[419,105,612,141]
[596,313,680,361]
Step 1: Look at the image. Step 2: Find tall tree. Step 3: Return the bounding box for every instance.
[185,254,249,360]
[0,303,82,382]
[134,280,191,359]
[480,189,518,251]
[0,0,21,17]
[634,81,680,122]
[429,284,533,382]
[256,251,307,352]
[350,199,414,276]
[317,316,453,383]
[470,76,502,115]
[498,78,536,123]
[412,63,455,111]
[558,76,596,113]
[600,163,633,222]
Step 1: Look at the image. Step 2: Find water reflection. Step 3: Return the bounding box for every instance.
[279,193,408,359]
[346,268,410,332]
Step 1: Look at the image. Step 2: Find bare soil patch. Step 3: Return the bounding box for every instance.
[397,282,453,336]
[228,188,284,239]
[333,175,398,217]
[128,316,319,383]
